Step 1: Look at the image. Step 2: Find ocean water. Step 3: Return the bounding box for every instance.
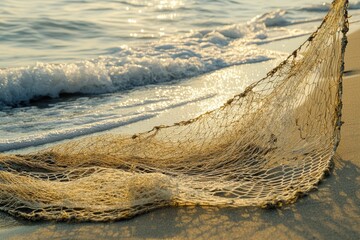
[1,0,360,152]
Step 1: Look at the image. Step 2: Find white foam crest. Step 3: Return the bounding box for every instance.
[0,61,114,105]
[249,9,291,27]
[0,22,300,106]
[300,1,360,12]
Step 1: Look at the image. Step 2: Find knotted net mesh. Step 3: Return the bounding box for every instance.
[0,0,349,221]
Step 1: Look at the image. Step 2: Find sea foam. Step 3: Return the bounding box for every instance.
[0,18,303,107]
[300,1,360,12]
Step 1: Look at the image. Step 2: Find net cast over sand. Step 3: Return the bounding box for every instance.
[0,0,349,221]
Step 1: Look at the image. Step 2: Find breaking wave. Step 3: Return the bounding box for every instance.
[0,13,305,107]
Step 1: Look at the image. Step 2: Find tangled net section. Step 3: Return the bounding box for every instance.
[0,0,349,221]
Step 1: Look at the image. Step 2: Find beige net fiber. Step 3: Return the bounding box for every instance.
[0,0,349,221]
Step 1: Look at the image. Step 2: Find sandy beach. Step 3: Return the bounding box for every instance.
[0,20,359,240]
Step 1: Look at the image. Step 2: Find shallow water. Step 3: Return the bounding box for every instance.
[1,0,360,152]
[1,0,355,67]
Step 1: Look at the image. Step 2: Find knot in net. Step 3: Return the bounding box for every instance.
[0,0,349,221]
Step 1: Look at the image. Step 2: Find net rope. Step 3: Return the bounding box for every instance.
[0,0,349,221]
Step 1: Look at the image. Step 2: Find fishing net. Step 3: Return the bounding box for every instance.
[0,0,349,221]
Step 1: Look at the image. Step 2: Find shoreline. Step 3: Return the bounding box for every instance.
[0,23,359,240]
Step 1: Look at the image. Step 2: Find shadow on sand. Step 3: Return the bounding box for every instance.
[0,154,359,240]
